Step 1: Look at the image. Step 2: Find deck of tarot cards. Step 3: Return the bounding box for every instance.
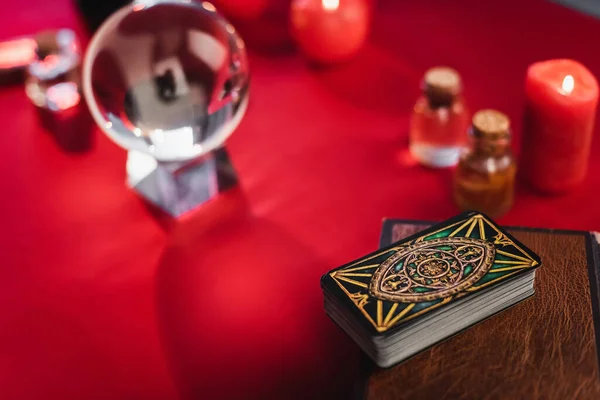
[321,212,541,368]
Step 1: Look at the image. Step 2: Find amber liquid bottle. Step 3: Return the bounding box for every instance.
[453,110,516,218]
[410,67,470,167]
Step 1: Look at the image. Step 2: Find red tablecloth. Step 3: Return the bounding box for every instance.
[2,0,600,398]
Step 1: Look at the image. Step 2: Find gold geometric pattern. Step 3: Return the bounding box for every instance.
[369,237,495,303]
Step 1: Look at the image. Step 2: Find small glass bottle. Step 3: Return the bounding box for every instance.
[409,67,470,167]
[25,29,81,111]
[453,109,516,218]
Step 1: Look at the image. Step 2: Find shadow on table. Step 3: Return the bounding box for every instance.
[37,103,95,153]
[155,189,360,399]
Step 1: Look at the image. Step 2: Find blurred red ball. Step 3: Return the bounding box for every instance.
[290,0,370,64]
[212,0,270,20]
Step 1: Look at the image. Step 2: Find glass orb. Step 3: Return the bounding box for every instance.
[82,0,250,162]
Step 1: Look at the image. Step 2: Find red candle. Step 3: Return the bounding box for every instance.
[522,59,598,193]
[290,0,370,64]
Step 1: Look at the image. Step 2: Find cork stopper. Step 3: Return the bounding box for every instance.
[471,109,511,140]
[423,67,462,107]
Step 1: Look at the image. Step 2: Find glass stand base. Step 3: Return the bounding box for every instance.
[126,147,237,217]
[409,143,462,168]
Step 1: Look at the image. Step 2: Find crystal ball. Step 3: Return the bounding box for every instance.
[82,0,250,162]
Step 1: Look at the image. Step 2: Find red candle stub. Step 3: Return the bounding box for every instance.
[522,59,599,193]
[290,0,370,64]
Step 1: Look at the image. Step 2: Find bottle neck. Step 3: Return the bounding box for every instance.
[470,134,511,157]
[425,90,457,109]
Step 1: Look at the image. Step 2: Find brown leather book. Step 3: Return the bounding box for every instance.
[357,220,600,400]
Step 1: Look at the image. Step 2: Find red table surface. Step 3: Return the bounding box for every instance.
[1,0,600,399]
